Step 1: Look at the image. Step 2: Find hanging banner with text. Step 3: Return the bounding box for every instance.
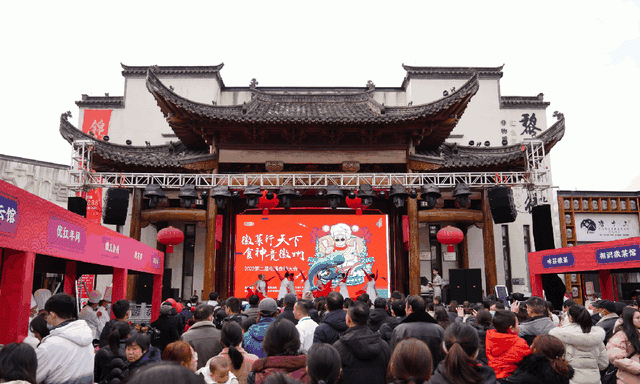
[234,214,390,299]
[81,109,112,224]
[575,213,640,242]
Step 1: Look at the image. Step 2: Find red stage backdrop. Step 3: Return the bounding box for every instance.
[235,214,390,299]
[81,109,112,224]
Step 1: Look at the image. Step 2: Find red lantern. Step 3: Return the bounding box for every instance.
[437,226,464,252]
[157,226,184,253]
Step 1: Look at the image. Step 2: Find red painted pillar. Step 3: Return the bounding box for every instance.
[64,260,77,294]
[112,268,128,319]
[0,250,35,344]
[151,273,163,322]
[599,270,614,300]
[530,273,544,298]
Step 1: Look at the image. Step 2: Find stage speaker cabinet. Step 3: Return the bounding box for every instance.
[449,269,483,304]
[532,204,555,251]
[67,196,87,217]
[102,188,130,226]
[488,186,517,224]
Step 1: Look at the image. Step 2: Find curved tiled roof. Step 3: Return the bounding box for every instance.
[146,68,480,149]
[59,113,217,173]
[75,94,124,109]
[500,94,551,109]
[121,63,224,76]
[402,64,504,79]
[409,113,565,171]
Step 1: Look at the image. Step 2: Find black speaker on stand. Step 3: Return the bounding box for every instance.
[67,196,87,217]
[532,204,565,310]
[102,188,130,225]
[449,269,483,303]
[488,186,517,224]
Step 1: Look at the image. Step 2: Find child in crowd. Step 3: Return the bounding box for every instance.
[485,309,531,380]
[200,356,238,384]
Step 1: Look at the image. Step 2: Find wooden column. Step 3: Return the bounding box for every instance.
[130,188,142,241]
[460,226,470,269]
[64,260,77,294]
[481,189,497,295]
[203,195,217,299]
[0,250,35,344]
[408,196,420,296]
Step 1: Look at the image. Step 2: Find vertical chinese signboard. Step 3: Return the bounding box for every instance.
[81,110,112,224]
[235,214,390,299]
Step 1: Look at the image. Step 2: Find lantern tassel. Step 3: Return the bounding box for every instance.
[167,245,174,253]
[447,245,455,253]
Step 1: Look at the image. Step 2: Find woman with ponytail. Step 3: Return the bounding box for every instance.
[94,321,131,384]
[387,338,432,384]
[549,305,608,384]
[198,322,259,384]
[427,322,496,384]
[606,307,640,384]
[500,334,574,384]
[306,343,341,384]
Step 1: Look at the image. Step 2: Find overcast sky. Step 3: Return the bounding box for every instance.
[2,1,639,191]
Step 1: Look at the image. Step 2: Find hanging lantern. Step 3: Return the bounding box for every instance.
[437,226,464,253]
[157,226,184,253]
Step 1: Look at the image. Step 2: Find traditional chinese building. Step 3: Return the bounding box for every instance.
[59,63,565,301]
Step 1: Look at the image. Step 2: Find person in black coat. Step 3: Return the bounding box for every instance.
[499,334,573,384]
[94,322,131,384]
[313,292,348,345]
[333,302,390,384]
[278,293,298,325]
[150,303,181,353]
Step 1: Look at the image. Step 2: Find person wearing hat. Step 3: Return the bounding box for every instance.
[242,298,278,358]
[96,286,112,333]
[79,289,102,341]
[595,299,618,344]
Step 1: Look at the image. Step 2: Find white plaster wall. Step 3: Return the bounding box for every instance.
[0,157,70,208]
[192,225,206,299]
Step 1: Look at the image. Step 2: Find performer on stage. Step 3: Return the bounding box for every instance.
[337,268,352,299]
[246,273,273,300]
[299,271,310,297]
[274,269,291,301]
[287,271,296,297]
[356,270,379,301]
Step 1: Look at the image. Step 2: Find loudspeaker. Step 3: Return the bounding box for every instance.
[488,186,517,224]
[162,269,173,302]
[532,204,555,251]
[136,273,154,304]
[67,197,87,217]
[449,269,482,303]
[102,188,130,225]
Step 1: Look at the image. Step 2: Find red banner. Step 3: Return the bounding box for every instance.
[234,214,390,299]
[76,274,95,306]
[81,110,112,224]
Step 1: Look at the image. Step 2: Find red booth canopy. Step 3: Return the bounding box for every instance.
[528,236,640,300]
[0,179,164,344]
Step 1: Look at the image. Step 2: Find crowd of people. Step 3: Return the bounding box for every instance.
[1,289,639,384]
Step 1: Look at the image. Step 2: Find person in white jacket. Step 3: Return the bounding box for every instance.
[549,305,609,384]
[36,293,95,384]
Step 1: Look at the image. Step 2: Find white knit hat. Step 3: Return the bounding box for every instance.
[88,290,102,304]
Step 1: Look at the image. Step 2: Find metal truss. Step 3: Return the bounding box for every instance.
[68,170,546,191]
[67,140,552,192]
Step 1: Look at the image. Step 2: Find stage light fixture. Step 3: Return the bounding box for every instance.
[420,184,441,209]
[143,184,165,209]
[278,185,299,209]
[357,184,376,207]
[389,184,409,208]
[211,185,232,210]
[243,186,262,208]
[326,185,343,209]
[178,184,198,209]
[452,182,472,208]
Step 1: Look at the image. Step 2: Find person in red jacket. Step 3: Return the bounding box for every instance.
[485,309,531,379]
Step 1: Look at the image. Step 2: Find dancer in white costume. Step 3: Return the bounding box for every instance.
[300,271,310,296]
[286,272,295,296]
[337,269,352,299]
[247,274,274,299]
[275,269,290,301]
[364,271,379,302]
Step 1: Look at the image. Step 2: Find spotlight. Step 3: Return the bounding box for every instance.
[211,185,231,210]
[178,184,198,209]
[409,189,418,199]
[244,186,262,209]
[278,185,299,209]
[143,184,165,208]
[420,184,441,209]
[389,184,409,208]
[452,182,472,208]
[347,190,356,199]
[326,185,343,209]
[357,185,376,207]
[103,135,110,142]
